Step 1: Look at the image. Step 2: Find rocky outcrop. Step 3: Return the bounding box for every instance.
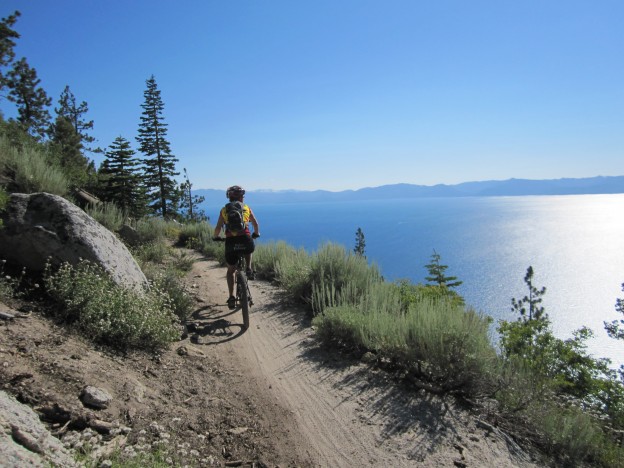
[0,390,78,467]
[0,192,148,291]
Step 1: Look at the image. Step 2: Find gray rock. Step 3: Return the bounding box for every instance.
[80,386,113,409]
[0,192,148,291]
[0,390,78,467]
[117,224,141,247]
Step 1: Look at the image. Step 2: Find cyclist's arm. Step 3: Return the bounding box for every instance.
[249,209,260,236]
[213,212,225,238]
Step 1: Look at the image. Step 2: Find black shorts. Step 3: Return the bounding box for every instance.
[225,235,255,265]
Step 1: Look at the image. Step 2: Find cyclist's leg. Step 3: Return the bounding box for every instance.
[244,236,256,278]
[224,238,239,301]
[226,264,236,297]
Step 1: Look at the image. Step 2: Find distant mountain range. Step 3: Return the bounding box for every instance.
[195,176,624,207]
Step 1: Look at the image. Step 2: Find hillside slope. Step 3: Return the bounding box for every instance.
[0,255,542,467]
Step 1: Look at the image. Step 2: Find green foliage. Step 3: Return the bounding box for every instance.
[176,220,212,249]
[424,249,462,288]
[497,267,624,465]
[605,283,624,342]
[353,227,366,257]
[85,201,127,232]
[44,260,179,350]
[178,168,207,222]
[511,265,546,321]
[395,278,465,308]
[136,75,179,218]
[55,85,96,152]
[129,217,181,245]
[0,10,20,92]
[313,282,496,395]
[309,243,381,314]
[48,115,90,188]
[6,57,51,140]
[99,136,147,218]
[0,259,20,303]
[252,241,307,282]
[147,268,193,322]
[133,241,171,265]
[0,133,68,195]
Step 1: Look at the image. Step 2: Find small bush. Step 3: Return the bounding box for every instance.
[0,136,68,195]
[133,241,171,265]
[131,217,181,244]
[169,249,196,272]
[44,260,179,350]
[177,221,212,249]
[85,201,128,232]
[314,282,497,395]
[148,269,194,322]
[309,243,381,313]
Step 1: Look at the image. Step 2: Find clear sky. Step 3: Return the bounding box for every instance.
[1,1,622,191]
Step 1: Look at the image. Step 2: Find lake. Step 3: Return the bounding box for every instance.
[205,194,624,366]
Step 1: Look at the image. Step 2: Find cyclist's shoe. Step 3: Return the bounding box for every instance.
[227,296,236,309]
[246,269,255,280]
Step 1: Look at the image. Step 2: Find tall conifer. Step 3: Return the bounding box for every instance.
[6,57,51,139]
[100,136,146,218]
[55,85,96,152]
[136,75,179,218]
[0,10,20,93]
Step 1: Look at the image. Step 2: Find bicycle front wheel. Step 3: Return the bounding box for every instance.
[236,270,250,329]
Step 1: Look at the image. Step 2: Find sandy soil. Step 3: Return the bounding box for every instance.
[0,255,543,467]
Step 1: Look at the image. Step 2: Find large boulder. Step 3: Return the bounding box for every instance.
[0,390,78,467]
[0,193,148,291]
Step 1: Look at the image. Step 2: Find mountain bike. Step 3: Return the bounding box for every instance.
[213,236,256,329]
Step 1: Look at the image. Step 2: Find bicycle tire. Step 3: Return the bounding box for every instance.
[236,270,250,329]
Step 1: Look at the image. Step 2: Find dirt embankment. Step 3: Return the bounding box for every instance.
[0,256,541,467]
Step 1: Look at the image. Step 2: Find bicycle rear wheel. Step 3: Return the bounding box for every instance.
[236,270,250,329]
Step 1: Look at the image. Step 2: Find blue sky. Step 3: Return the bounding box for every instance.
[1,1,622,191]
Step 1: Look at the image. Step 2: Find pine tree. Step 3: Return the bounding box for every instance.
[136,75,179,218]
[6,57,51,139]
[0,10,20,93]
[511,266,546,321]
[424,250,463,288]
[55,85,97,152]
[100,136,146,218]
[49,115,89,187]
[605,283,624,342]
[354,227,366,257]
[179,168,207,222]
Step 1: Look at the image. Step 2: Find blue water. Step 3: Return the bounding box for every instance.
[205,194,624,366]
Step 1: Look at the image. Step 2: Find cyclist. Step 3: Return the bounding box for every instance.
[212,185,260,309]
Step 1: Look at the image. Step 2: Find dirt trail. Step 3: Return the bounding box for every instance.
[188,258,539,467]
[0,254,540,467]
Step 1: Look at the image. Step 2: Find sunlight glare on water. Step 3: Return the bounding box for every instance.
[238,194,624,366]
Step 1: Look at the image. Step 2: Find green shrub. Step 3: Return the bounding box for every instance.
[0,135,68,195]
[44,260,179,350]
[250,241,313,296]
[169,249,196,272]
[177,221,212,249]
[314,280,496,395]
[306,243,381,314]
[133,241,171,265]
[131,217,181,244]
[85,201,128,232]
[148,268,194,322]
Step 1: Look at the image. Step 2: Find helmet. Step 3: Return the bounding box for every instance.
[226,185,245,200]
